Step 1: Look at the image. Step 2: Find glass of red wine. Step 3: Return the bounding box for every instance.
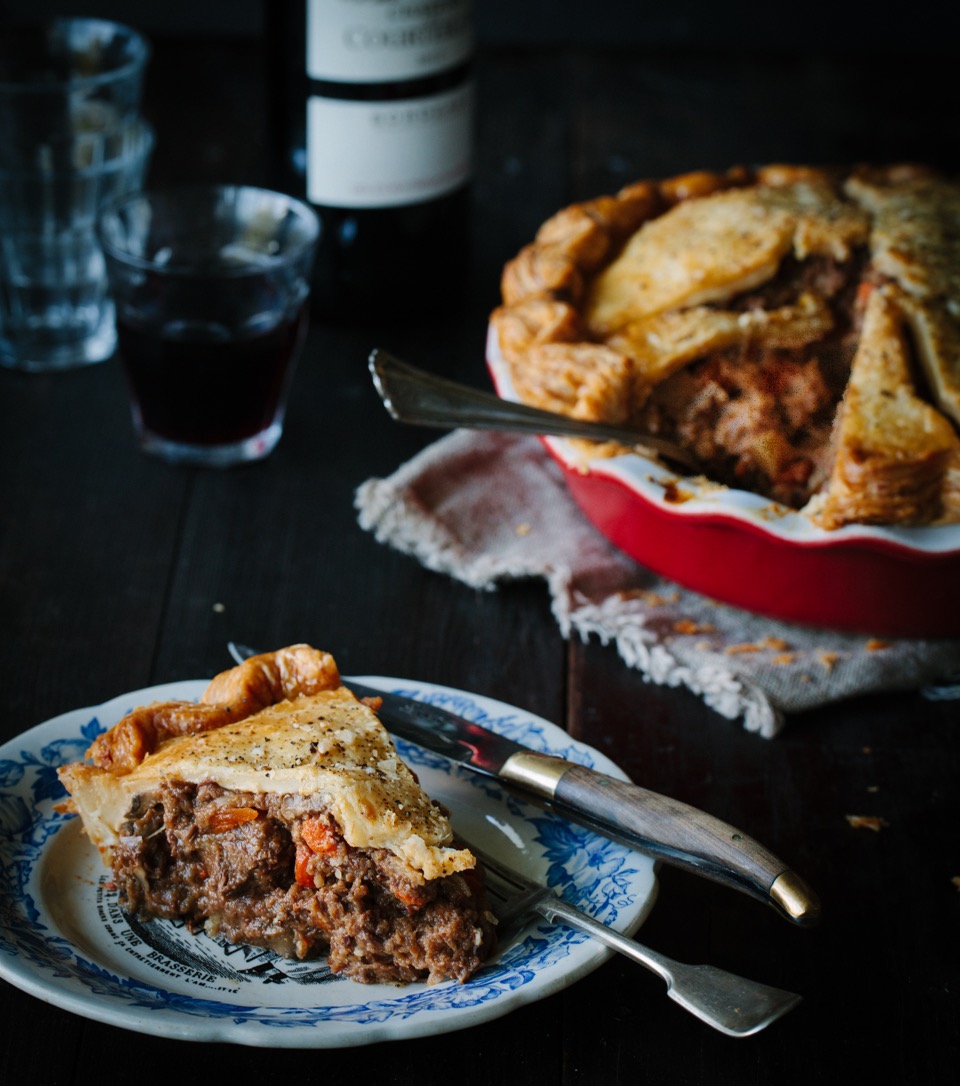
[98,184,319,466]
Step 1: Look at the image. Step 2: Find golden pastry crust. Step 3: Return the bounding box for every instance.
[811,286,960,529]
[607,293,836,402]
[493,164,960,528]
[941,447,960,522]
[489,297,583,363]
[509,342,634,424]
[846,167,960,427]
[846,166,960,300]
[59,647,474,881]
[85,644,341,775]
[585,178,869,334]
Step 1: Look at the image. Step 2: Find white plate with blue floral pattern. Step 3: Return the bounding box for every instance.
[0,677,658,1047]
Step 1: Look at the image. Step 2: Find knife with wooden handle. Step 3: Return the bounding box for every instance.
[225,644,820,925]
[347,679,820,927]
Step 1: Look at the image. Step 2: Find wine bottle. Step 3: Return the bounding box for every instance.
[265,0,475,322]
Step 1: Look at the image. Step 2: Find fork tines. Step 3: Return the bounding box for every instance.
[465,839,554,929]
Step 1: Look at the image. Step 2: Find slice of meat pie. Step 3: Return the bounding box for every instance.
[811,286,960,529]
[58,645,496,985]
[847,169,960,428]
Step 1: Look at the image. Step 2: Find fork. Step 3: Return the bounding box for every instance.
[368,348,701,471]
[470,840,802,1037]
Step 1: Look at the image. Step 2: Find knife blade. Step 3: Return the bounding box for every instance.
[226,642,820,926]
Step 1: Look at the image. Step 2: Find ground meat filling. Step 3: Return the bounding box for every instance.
[634,251,869,508]
[112,781,496,985]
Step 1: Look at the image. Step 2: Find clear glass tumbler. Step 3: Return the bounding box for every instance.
[98,185,320,467]
[0,18,150,164]
[0,120,154,372]
[0,19,152,372]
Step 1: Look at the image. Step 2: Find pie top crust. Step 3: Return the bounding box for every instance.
[58,646,474,882]
[585,178,869,332]
[491,164,960,529]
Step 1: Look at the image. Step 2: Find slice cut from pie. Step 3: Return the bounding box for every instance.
[811,285,960,529]
[58,646,496,985]
[846,170,960,428]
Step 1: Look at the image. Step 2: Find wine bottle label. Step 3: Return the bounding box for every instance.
[306,82,472,207]
[306,0,473,83]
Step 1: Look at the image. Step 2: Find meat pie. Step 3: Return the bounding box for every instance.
[58,645,496,985]
[491,164,960,526]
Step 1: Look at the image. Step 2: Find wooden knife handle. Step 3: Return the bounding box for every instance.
[550,764,820,925]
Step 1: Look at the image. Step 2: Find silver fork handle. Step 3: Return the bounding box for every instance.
[537,897,802,1037]
[367,348,700,471]
[540,897,675,983]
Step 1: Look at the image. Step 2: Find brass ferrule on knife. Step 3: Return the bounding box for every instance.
[500,750,571,796]
[769,871,820,924]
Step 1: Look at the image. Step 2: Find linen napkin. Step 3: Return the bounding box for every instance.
[355,430,960,737]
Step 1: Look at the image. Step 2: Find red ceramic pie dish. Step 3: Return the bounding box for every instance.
[487,329,960,638]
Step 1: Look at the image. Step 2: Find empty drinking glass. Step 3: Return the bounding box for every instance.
[0,18,152,372]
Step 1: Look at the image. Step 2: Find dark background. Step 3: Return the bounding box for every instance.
[2,4,959,1083]
[3,1,959,49]
[5,0,957,312]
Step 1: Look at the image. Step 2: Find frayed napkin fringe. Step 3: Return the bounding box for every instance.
[568,597,782,737]
[356,475,782,738]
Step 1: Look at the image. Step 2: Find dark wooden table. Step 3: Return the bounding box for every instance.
[2,33,959,1084]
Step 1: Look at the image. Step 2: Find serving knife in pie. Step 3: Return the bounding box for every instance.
[226,643,820,926]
